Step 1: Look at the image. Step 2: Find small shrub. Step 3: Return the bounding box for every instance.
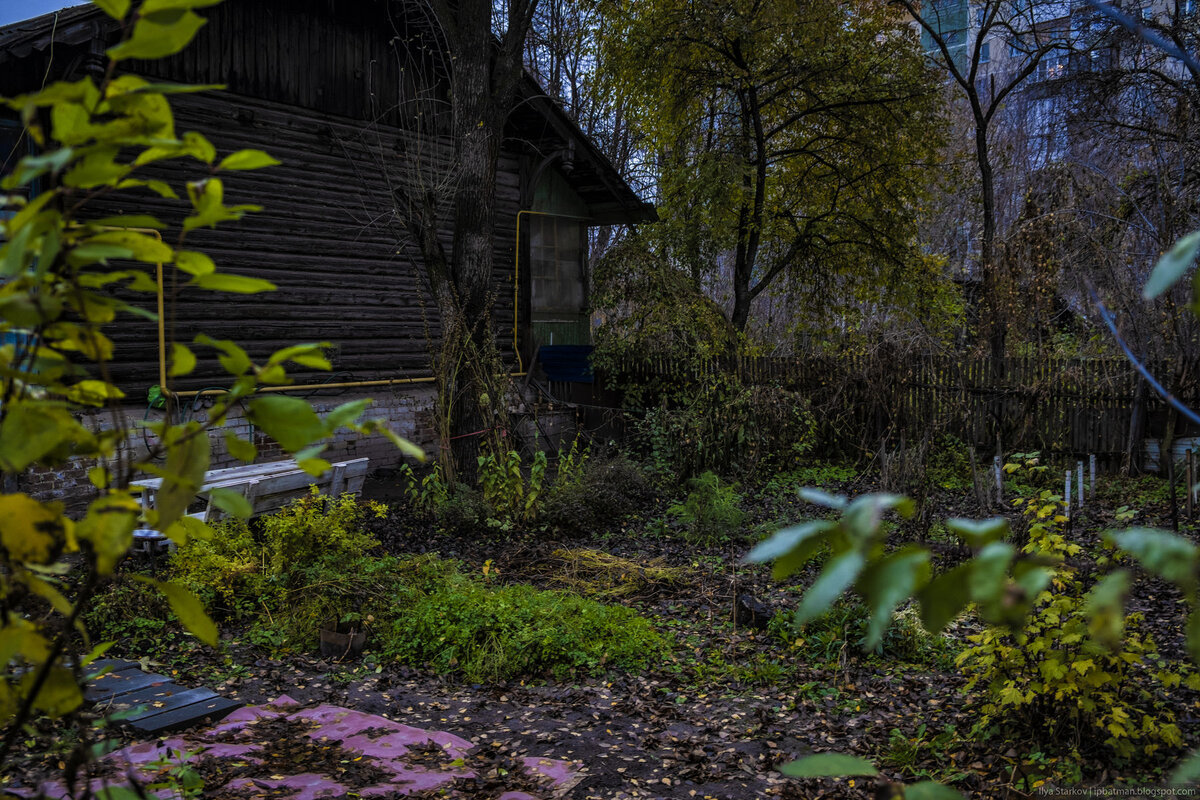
[761,462,858,496]
[404,448,558,529]
[770,599,956,669]
[542,454,654,535]
[260,489,386,570]
[631,373,817,481]
[732,655,791,686]
[957,494,1187,758]
[169,519,278,619]
[171,491,388,629]
[83,577,181,657]
[399,462,452,514]
[378,567,663,682]
[478,447,547,524]
[1002,451,1054,495]
[667,471,747,545]
[879,723,965,782]
[552,436,590,492]
[927,435,973,491]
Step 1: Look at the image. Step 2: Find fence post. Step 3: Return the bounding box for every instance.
[1188,449,1195,522]
[1168,454,1180,533]
[1065,470,1072,520]
[993,455,1004,506]
[1077,461,1084,509]
[1090,454,1096,497]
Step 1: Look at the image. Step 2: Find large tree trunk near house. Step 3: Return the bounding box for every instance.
[447,20,503,481]
[427,0,537,480]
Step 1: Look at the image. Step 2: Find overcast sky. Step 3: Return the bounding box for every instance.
[0,0,76,28]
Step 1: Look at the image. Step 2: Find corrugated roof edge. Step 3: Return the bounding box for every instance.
[0,5,102,62]
[0,2,655,225]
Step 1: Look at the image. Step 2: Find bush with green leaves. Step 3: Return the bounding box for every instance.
[477,447,547,526]
[760,462,858,497]
[82,576,179,657]
[635,377,819,481]
[402,442,651,536]
[926,435,973,491]
[378,570,663,682]
[1002,451,1054,495]
[171,493,662,677]
[170,492,396,646]
[958,493,1187,758]
[769,599,958,670]
[542,453,654,535]
[668,471,747,545]
[749,482,1200,789]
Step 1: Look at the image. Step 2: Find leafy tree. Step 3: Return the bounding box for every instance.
[898,0,1069,360]
[0,0,418,783]
[598,0,945,336]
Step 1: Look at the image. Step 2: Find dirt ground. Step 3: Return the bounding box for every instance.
[6,468,1200,800]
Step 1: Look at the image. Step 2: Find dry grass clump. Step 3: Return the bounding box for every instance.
[532,548,681,600]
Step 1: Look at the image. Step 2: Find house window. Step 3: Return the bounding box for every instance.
[1009,39,1023,58]
[980,41,991,62]
[1035,48,1068,81]
[529,215,584,315]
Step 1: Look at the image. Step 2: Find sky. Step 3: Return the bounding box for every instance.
[0,0,77,27]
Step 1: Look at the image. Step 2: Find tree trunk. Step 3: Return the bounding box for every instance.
[731,282,751,331]
[1125,376,1148,476]
[447,5,501,481]
[437,0,537,478]
[974,118,1006,364]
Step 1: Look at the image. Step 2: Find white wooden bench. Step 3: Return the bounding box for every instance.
[133,457,370,523]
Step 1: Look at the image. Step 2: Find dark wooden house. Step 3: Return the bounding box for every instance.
[1,0,653,388]
[0,1,652,488]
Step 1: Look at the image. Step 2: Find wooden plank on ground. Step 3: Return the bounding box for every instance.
[87,658,139,676]
[107,684,218,719]
[126,695,243,735]
[84,669,170,703]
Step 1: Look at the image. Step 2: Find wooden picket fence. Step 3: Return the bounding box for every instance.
[602,352,1200,465]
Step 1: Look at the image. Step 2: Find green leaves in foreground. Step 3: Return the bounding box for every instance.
[1106,528,1198,598]
[1144,229,1200,300]
[1105,528,1200,662]
[1172,749,1200,786]
[747,492,932,649]
[747,489,1066,648]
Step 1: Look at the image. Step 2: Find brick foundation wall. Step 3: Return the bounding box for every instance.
[18,385,438,515]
